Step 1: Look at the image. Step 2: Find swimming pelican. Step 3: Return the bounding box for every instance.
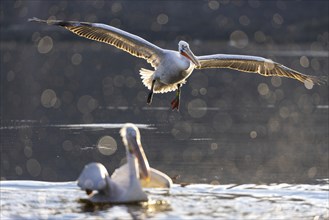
[29,17,327,110]
[77,123,172,203]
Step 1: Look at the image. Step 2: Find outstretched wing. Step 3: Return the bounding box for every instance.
[29,17,163,67]
[196,54,327,85]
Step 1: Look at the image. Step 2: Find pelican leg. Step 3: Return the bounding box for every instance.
[147,80,156,105]
[171,84,181,110]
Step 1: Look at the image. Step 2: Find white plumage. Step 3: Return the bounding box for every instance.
[77,123,172,203]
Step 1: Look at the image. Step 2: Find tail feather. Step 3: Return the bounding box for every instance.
[139,68,154,90]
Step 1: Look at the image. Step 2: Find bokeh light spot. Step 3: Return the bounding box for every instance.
[97,136,117,155]
[26,158,41,177]
[210,143,218,150]
[304,80,314,90]
[171,122,192,140]
[71,53,82,65]
[15,166,23,176]
[188,99,207,118]
[279,106,290,119]
[157,13,169,25]
[271,76,282,87]
[239,15,250,26]
[257,83,269,96]
[41,89,57,108]
[310,58,320,71]
[213,113,232,132]
[250,131,257,139]
[300,56,309,68]
[37,36,53,54]
[93,0,105,9]
[111,2,122,13]
[254,31,266,43]
[272,13,284,25]
[230,30,249,49]
[77,95,99,114]
[208,0,220,10]
[24,146,33,158]
[7,70,15,82]
[199,88,207,95]
[62,140,73,151]
[307,167,317,178]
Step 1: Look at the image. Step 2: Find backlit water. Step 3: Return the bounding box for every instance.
[1,119,328,219]
[1,180,328,219]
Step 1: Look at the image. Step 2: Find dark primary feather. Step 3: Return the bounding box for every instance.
[28,17,162,67]
[196,54,327,85]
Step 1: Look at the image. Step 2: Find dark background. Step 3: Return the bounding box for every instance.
[1,0,328,184]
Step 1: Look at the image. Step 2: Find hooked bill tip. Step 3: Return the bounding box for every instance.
[85,189,93,195]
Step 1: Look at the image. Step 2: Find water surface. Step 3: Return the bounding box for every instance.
[1,180,328,219]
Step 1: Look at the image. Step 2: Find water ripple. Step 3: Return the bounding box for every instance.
[1,181,328,219]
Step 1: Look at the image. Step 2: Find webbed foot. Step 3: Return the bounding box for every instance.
[170,84,181,111]
[171,97,180,110]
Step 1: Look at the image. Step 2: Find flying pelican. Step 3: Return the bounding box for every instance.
[29,17,327,110]
[77,123,172,203]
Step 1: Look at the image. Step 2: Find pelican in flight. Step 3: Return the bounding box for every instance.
[77,123,172,203]
[29,17,327,110]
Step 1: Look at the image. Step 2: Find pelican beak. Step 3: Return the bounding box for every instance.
[85,189,93,195]
[181,48,200,67]
[129,138,150,181]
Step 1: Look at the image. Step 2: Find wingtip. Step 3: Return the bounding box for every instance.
[28,17,44,23]
[311,75,328,86]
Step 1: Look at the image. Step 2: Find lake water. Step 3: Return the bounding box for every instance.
[1,180,328,219]
[1,119,328,219]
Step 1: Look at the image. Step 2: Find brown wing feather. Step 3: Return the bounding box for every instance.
[28,17,162,67]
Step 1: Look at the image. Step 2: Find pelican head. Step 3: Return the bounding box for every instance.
[178,40,200,66]
[120,123,150,181]
[77,163,110,195]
